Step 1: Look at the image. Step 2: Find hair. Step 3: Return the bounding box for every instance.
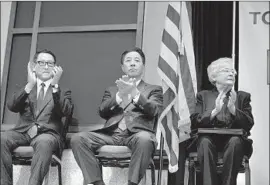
[33,49,57,63]
[207,57,235,85]
[120,47,146,65]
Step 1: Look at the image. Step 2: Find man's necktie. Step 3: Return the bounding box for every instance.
[37,83,45,114]
[27,83,45,138]
[118,95,131,131]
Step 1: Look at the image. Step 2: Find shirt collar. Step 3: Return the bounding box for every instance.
[136,79,141,86]
[37,78,52,88]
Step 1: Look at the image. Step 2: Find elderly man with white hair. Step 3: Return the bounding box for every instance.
[190,57,254,185]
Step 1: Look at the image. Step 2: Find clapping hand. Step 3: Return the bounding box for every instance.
[27,62,37,88]
[51,66,63,85]
[214,91,226,113]
[116,75,139,99]
[227,89,236,115]
[211,90,226,119]
[116,75,135,97]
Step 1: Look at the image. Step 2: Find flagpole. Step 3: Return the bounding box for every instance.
[232,1,236,67]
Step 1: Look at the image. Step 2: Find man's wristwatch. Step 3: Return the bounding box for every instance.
[51,84,59,89]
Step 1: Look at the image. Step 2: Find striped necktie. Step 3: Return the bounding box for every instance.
[36,83,45,114]
[118,95,131,131]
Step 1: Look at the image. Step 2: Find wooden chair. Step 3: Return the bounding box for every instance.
[187,128,251,185]
[11,109,73,185]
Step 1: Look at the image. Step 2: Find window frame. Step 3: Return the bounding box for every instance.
[1,1,145,124]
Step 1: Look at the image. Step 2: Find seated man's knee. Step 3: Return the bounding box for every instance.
[228,136,243,147]
[1,133,8,146]
[70,132,93,149]
[1,132,12,149]
[32,134,58,155]
[35,141,54,154]
[134,131,156,148]
[71,132,86,147]
[198,136,213,148]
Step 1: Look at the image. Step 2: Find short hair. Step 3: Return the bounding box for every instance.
[33,49,57,63]
[207,57,236,85]
[120,47,146,65]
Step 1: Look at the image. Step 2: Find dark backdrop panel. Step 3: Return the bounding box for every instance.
[40,2,138,27]
[14,1,35,28]
[192,1,234,91]
[3,35,32,124]
[37,31,136,125]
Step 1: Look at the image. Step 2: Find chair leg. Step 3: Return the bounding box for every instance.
[58,163,62,185]
[150,161,156,185]
[11,164,13,185]
[43,165,50,185]
[188,160,195,185]
[99,164,103,178]
[245,163,251,185]
[184,160,189,185]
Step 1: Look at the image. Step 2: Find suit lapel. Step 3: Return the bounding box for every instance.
[235,91,239,109]
[28,84,38,117]
[137,80,147,94]
[210,88,219,110]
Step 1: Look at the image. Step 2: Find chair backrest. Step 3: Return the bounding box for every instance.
[61,106,74,148]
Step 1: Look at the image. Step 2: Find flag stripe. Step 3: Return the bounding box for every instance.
[171,107,180,137]
[181,3,197,94]
[161,113,178,166]
[158,56,179,91]
[185,2,192,28]
[162,30,179,60]
[162,88,176,110]
[167,4,180,28]
[157,68,177,95]
[165,17,181,43]
[179,49,196,114]
[160,43,178,76]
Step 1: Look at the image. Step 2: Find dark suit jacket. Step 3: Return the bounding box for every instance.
[190,88,254,134]
[7,84,73,143]
[190,88,254,156]
[97,80,163,133]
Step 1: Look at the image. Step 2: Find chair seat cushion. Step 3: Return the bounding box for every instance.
[13,146,34,158]
[189,152,248,171]
[12,146,61,166]
[96,145,132,158]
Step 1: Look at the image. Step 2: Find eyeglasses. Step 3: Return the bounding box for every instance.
[36,61,55,67]
[219,68,237,75]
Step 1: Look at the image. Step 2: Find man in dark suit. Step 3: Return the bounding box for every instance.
[190,57,254,185]
[1,50,73,185]
[71,48,163,185]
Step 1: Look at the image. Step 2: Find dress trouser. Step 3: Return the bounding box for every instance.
[71,130,157,185]
[1,130,59,185]
[197,135,244,185]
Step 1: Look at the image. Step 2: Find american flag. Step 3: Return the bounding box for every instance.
[157,1,197,173]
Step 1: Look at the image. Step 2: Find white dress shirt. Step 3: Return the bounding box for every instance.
[36,78,52,99]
